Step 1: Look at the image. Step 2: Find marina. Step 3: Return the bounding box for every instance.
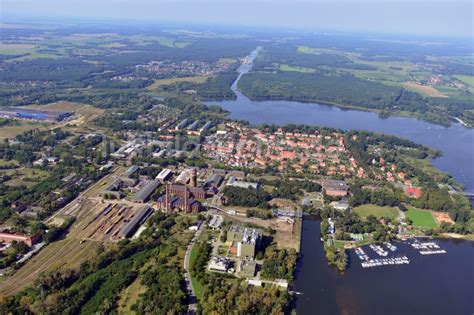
[361,257,410,268]
[294,219,474,315]
[354,239,447,269]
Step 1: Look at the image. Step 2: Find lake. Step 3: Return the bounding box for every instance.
[206,48,474,193]
[206,48,474,314]
[294,219,474,315]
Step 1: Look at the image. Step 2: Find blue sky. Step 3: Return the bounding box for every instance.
[2,0,473,37]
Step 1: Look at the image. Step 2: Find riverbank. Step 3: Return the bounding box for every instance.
[223,91,471,128]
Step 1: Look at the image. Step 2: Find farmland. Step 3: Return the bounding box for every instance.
[454,75,474,87]
[402,82,447,98]
[147,75,208,90]
[279,64,316,73]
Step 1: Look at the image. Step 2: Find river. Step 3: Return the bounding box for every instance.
[206,48,474,193]
[206,48,474,314]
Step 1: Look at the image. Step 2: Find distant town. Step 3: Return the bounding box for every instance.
[0,20,472,315]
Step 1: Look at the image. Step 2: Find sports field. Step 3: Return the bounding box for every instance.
[405,207,438,229]
[353,204,399,220]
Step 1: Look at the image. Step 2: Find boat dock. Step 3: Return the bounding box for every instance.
[361,256,410,268]
[355,239,447,269]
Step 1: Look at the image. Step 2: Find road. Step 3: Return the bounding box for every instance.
[183,221,205,313]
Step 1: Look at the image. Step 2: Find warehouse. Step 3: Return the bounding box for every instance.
[118,205,153,239]
[156,168,173,182]
[131,180,160,203]
[0,107,73,122]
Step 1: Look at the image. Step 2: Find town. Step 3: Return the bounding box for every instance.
[0,17,473,314]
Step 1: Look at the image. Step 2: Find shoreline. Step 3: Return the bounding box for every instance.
[217,92,473,129]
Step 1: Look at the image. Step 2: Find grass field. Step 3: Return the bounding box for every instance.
[5,52,62,62]
[117,277,146,313]
[406,206,438,229]
[454,75,474,87]
[26,101,105,131]
[146,75,208,90]
[353,204,400,220]
[402,82,447,98]
[1,167,50,188]
[279,64,316,73]
[0,121,49,140]
[0,43,37,55]
[188,243,204,300]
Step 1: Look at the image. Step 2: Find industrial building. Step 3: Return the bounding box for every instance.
[175,168,198,187]
[156,195,202,213]
[118,205,153,239]
[131,180,160,203]
[321,180,349,197]
[168,184,206,199]
[239,259,257,278]
[187,120,199,130]
[199,121,212,133]
[123,165,139,177]
[226,176,258,189]
[204,173,223,188]
[208,256,233,273]
[155,168,173,182]
[227,224,262,258]
[175,118,188,130]
[0,107,73,122]
[0,230,41,246]
[99,176,138,199]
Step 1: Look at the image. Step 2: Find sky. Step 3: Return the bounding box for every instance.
[2,0,473,38]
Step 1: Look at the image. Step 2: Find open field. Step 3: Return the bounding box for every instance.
[1,167,50,188]
[0,159,19,167]
[279,64,316,73]
[406,207,438,229]
[219,57,237,64]
[0,102,105,137]
[147,75,208,90]
[0,199,107,295]
[454,75,474,87]
[155,36,191,48]
[189,237,204,300]
[117,277,146,313]
[26,101,89,112]
[402,82,448,98]
[0,122,49,140]
[353,204,400,220]
[25,101,105,131]
[273,218,301,252]
[0,43,37,55]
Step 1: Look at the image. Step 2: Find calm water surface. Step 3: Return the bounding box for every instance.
[294,219,474,315]
[207,49,474,314]
[207,48,474,192]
